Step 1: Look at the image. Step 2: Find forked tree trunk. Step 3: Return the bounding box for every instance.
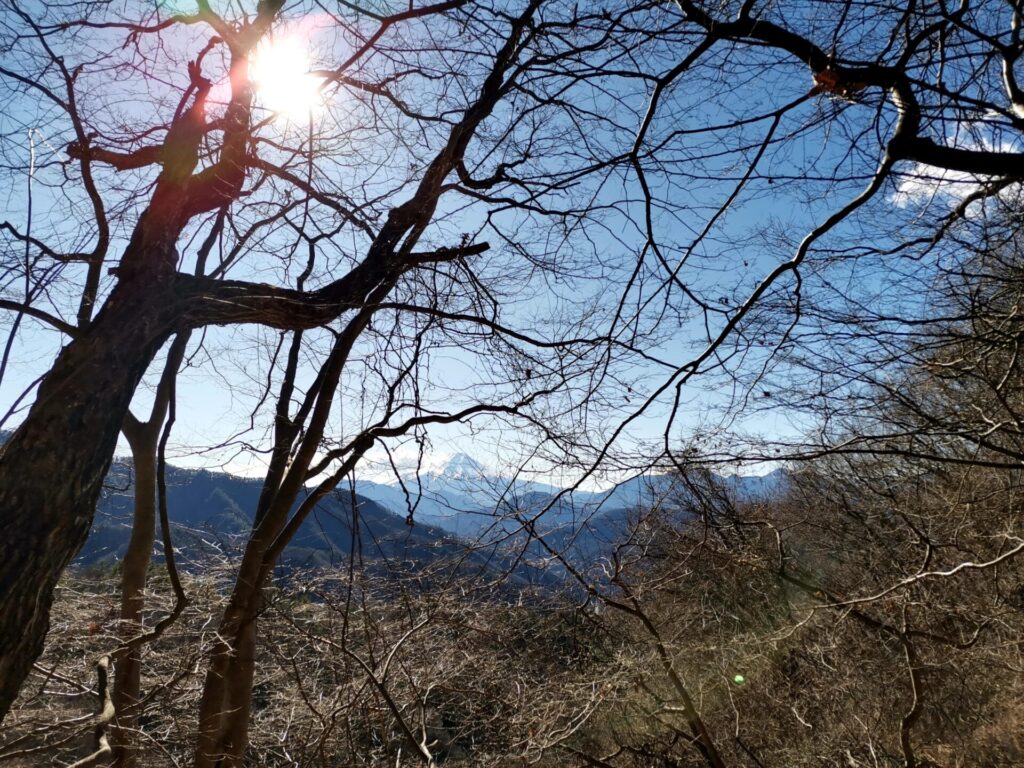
[0,274,177,719]
[192,437,308,768]
[0,5,267,722]
[110,332,190,767]
[193,322,367,768]
[110,421,158,768]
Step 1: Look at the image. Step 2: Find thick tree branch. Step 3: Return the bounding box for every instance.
[674,0,1024,179]
[176,241,488,329]
[0,299,77,337]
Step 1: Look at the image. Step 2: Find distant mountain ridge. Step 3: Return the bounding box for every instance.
[79,459,553,587]
[349,453,787,541]
[58,442,785,575]
[0,421,786,567]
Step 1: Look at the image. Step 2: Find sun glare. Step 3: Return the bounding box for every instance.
[249,35,325,121]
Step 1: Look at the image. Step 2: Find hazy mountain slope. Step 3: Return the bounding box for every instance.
[71,447,787,581]
[78,461,554,586]
[353,456,788,540]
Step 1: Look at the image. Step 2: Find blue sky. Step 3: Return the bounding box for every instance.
[0,0,1001,489]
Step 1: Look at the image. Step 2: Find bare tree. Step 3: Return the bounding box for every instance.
[0,0,639,716]
[5,0,1024,749]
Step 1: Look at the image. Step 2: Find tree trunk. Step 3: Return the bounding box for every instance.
[110,331,189,766]
[0,276,177,719]
[0,22,256,721]
[194,603,261,768]
[193,323,367,767]
[110,421,158,768]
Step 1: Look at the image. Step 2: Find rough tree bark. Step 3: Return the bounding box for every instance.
[0,0,271,718]
[0,270,179,718]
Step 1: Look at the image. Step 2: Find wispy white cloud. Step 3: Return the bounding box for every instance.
[889,133,1020,209]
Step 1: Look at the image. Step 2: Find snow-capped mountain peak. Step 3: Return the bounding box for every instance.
[434,452,486,479]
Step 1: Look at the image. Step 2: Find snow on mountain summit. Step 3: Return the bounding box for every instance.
[388,451,488,479]
[435,452,486,479]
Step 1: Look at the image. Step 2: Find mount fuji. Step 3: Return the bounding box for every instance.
[346,453,566,536]
[68,438,786,575]
[348,453,787,541]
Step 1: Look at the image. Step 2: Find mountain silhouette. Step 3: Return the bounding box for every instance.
[78,459,554,587]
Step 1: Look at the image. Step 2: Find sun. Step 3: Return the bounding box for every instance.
[249,35,325,120]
